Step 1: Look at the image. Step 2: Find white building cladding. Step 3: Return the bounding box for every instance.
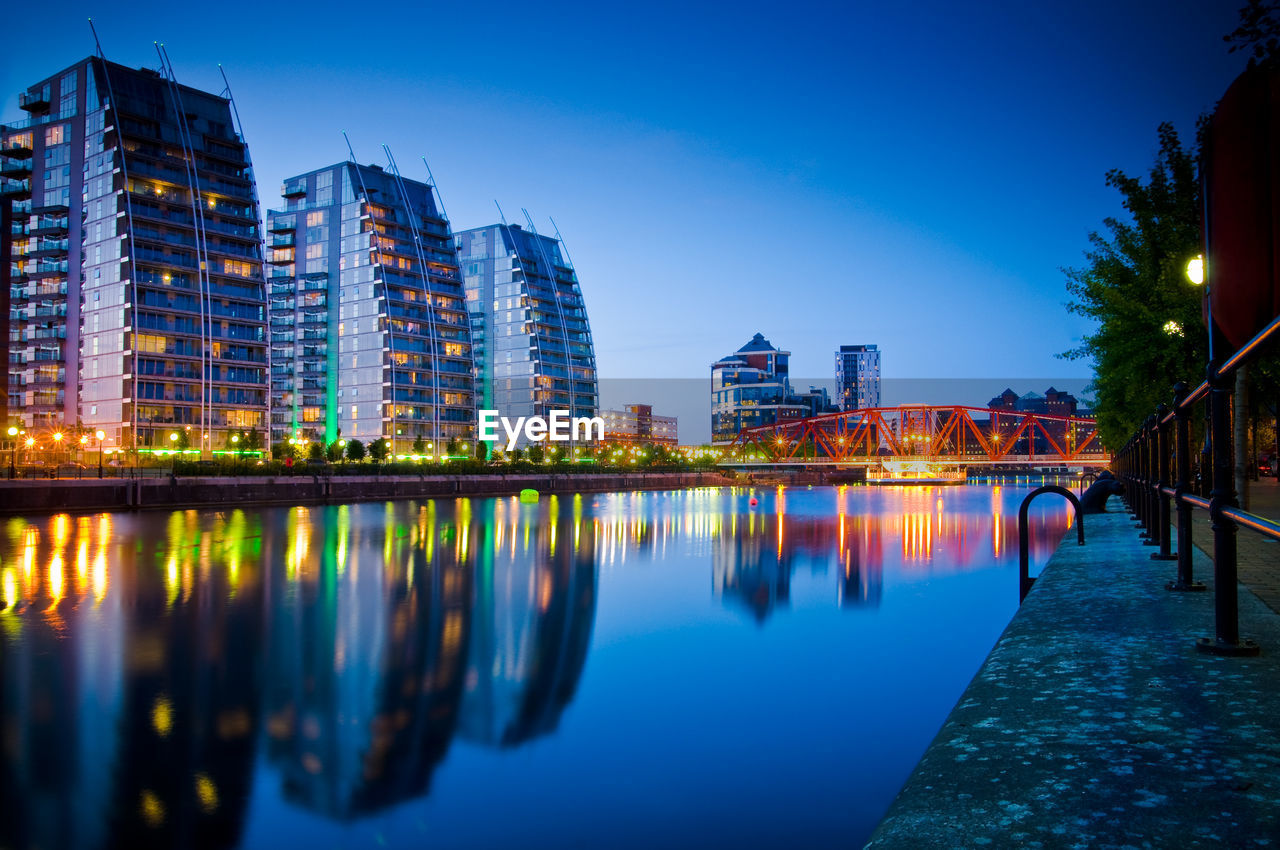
[266,161,475,453]
[2,55,269,454]
[455,221,597,447]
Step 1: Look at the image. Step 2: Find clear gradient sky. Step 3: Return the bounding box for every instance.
[1,0,1248,382]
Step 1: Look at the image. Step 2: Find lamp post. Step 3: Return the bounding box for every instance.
[96,429,106,479]
[6,426,16,479]
[52,431,63,473]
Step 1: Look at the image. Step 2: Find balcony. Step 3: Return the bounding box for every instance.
[1,178,32,199]
[269,233,295,249]
[281,180,307,198]
[29,217,67,237]
[0,139,33,158]
[31,238,69,258]
[0,158,32,179]
[19,89,50,113]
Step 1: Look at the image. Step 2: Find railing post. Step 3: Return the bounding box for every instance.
[1139,416,1158,544]
[1152,405,1175,559]
[1199,363,1259,655]
[1168,383,1205,591]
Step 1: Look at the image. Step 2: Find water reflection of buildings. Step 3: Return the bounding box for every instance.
[0,487,1072,843]
[0,511,265,850]
[262,503,473,818]
[0,499,603,843]
[460,497,598,747]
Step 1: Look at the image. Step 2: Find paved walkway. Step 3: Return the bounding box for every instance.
[867,510,1280,848]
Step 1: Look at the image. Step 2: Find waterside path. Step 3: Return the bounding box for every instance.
[868,488,1280,847]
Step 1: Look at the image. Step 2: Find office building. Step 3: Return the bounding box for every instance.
[835,344,881,410]
[455,222,597,446]
[711,333,833,444]
[266,162,474,453]
[601,403,677,446]
[1,56,269,454]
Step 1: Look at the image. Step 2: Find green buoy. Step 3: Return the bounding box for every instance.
[519,488,539,503]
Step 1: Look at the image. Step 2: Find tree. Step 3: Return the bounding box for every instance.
[1226,0,1280,61]
[345,439,366,462]
[308,442,324,461]
[326,440,344,462]
[446,437,461,457]
[527,443,545,464]
[368,438,389,463]
[412,434,426,455]
[273,441,296,461]
[1061,123,1206,448]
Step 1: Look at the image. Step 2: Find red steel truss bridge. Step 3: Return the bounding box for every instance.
[723,405,1110,468]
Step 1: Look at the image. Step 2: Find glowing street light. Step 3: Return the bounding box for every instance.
[6,426,16,479]
[96,429,106,479]
[1186,255,1204,286]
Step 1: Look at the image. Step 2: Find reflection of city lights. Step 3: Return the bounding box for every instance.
[195,773,219,813]
[1,567,16,607]
[152,695,173,737]
[140,790,165,826]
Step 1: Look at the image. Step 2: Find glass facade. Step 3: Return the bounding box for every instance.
[267,163,474,453]
[835,344,881,410]
[711,333,829,444]
[455,223,597,446]
[2,57,269,454]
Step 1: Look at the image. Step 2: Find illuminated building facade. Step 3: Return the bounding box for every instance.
[266,163,474,452]
[601,403,677,446]
[835,344,881,410]
[711,333,833,444]
[455,222,597,446]
[1,56,269,454]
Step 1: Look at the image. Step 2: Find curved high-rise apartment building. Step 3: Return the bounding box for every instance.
[455,222,597,444]
[1,56,270,456]
[266,162,474,454]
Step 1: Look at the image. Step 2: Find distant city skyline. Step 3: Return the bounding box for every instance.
[0,0,1249,383]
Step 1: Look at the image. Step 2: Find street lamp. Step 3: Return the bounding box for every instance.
[96,429,106,479]
[168,432,179,456]
[6,426,16,479]
[1186,255,1204,286]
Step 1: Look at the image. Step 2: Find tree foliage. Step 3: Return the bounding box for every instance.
[345,439,366,462]
[1225,0,1280,61]
[1061,123,1206,448]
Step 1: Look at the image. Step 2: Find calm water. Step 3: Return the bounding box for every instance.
[0,484,1073,849]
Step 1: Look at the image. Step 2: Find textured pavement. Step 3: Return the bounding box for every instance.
[1192,477,1280,614]
[867,509,1280,849]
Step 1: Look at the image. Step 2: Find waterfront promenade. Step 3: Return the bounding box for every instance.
[868,486,1280,847]
[0,471,733,515]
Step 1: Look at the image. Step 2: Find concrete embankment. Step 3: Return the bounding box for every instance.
[867,510,1280,848]
[0,471,734,515]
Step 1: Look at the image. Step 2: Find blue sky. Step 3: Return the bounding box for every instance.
[2,0,1248,381]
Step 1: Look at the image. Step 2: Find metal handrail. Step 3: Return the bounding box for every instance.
[1114,308,1280,656]
[1018,485,1085,602]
